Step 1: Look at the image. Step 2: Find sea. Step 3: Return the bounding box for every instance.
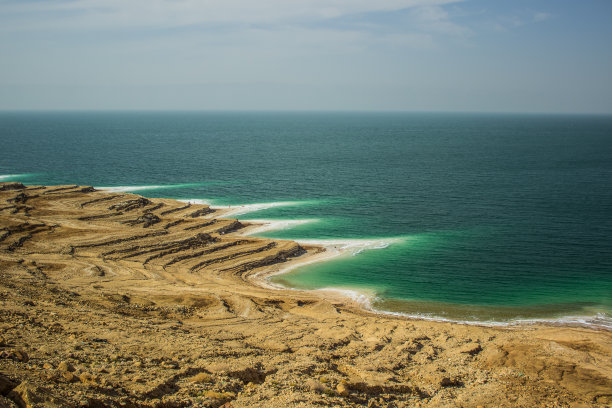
[1,111,611,328]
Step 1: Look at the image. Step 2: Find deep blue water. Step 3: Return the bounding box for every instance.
[1,111,611,325]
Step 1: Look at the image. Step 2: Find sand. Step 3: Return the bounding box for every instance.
[0,182,610,408]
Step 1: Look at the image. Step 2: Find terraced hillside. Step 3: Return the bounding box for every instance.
[0,182,305,290]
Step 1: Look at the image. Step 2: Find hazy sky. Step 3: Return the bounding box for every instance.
[1,0,611,113]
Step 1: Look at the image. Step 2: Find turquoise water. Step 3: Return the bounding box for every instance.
[1,111,611,326]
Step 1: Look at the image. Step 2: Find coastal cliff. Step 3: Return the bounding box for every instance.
[0,183,610,407]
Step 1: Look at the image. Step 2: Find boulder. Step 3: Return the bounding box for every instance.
[9,382,66,408]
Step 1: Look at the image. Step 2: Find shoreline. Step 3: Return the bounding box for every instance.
[1,183,611,407]
[4,180,612,329]
[210,211,612,331]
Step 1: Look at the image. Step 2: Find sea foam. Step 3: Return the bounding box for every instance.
[218,201,314,217]
[0,174,33,181]
[370,307,612,330]
[241,219,318,235]
[97,183,197,193]
[296,237,403,256]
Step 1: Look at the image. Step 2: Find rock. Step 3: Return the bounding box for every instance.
[440,376,463,387]
[9,381,66,408]
[336,381,350,397]
[62,371,76,382]
[134,212,161,228]
[190,373,213,384]
[42,363,54,370]
[13,350,28,363]
[160,361,179,369]
[0,375,16,396]
[305,379,326,393]
[0,183,25,191]
[207,363,267,384]
[79,373,97,385]
[203,391,234,405]
[57,361,75,372]
[460,343,482,356]
[367,400,380,408]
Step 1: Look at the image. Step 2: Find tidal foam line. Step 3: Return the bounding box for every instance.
[97,184,198,193]
[296,237,403,256]
[217,201,312,217]
[241,219,318,235]
[0,174,29,181]
[372,308,612,330]
[314,287,378,309]
[179,200,316,217]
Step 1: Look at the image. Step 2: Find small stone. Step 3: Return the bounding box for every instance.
[42,362,54,370]
[161,361,179,369]
[13,349,28,363]
[62,372,76,382]
[57,360,75,372]
[337,381,350,397]
[440,377,462,387]
[305,379,326,393]
[368,400,380,408]
[79,373,96,385]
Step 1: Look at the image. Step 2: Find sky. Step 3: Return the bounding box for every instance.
[0,0,611,113]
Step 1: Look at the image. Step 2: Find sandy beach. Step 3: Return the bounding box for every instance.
[0,182,610,407]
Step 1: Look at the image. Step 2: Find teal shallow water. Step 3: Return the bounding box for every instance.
[1,111,611,327]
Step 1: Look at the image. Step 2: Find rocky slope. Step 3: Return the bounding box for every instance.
[0,182,610,407]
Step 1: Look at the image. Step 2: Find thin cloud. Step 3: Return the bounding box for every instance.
[532,11,552,23]
[1,0,465,31]
[411,4,471,36]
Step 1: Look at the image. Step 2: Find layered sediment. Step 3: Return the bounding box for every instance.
[0,182,610,407]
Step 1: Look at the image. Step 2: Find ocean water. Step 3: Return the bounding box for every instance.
[1,111,611,327]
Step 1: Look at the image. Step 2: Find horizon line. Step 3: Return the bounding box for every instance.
[1,109,611,116]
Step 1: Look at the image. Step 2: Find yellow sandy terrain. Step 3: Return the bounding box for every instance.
[0,182,610,407]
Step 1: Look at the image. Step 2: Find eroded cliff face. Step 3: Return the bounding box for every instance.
[0,182,611,408]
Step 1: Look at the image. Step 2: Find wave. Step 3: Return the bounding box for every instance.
[0,174,34,181]
[96,183,200,193]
